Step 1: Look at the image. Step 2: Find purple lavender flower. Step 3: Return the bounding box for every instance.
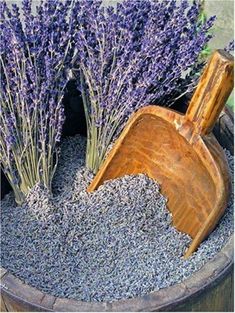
[74,0,216,173]
[225,40,234,53]
[0,0,76,204]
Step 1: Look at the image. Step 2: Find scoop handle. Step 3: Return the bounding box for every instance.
[186,49,234,136]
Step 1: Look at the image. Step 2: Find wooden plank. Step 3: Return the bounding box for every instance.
[1,273,54,312]
[174,267,234,312]
[0,295,7,312]
[213,106,234,155]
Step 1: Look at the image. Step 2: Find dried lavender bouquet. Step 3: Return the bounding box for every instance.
[0,0,75,204]
[74,0,215,174]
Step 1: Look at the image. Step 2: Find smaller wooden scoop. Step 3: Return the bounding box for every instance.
[87,50,234,257]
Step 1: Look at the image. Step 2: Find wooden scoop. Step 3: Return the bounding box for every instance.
[87,50,234,257]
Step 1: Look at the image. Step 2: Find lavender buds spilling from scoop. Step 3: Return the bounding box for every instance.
[1,135,234,302]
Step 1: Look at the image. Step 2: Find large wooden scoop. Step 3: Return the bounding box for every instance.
[88,50,234,257]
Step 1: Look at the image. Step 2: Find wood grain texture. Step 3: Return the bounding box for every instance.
[186,50,234,135]
[88,50,234,257]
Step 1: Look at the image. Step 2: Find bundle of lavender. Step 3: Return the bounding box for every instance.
[0,0,76,204]
[1,0,233,204]
[74,0,216,173]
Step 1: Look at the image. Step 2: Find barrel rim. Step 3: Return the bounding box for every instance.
[0,236,233,312]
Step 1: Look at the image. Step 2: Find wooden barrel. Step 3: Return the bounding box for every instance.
[0,106,233,312]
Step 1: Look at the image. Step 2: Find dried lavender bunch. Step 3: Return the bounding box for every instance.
[74,0,215,173]
[0,0,76,204]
